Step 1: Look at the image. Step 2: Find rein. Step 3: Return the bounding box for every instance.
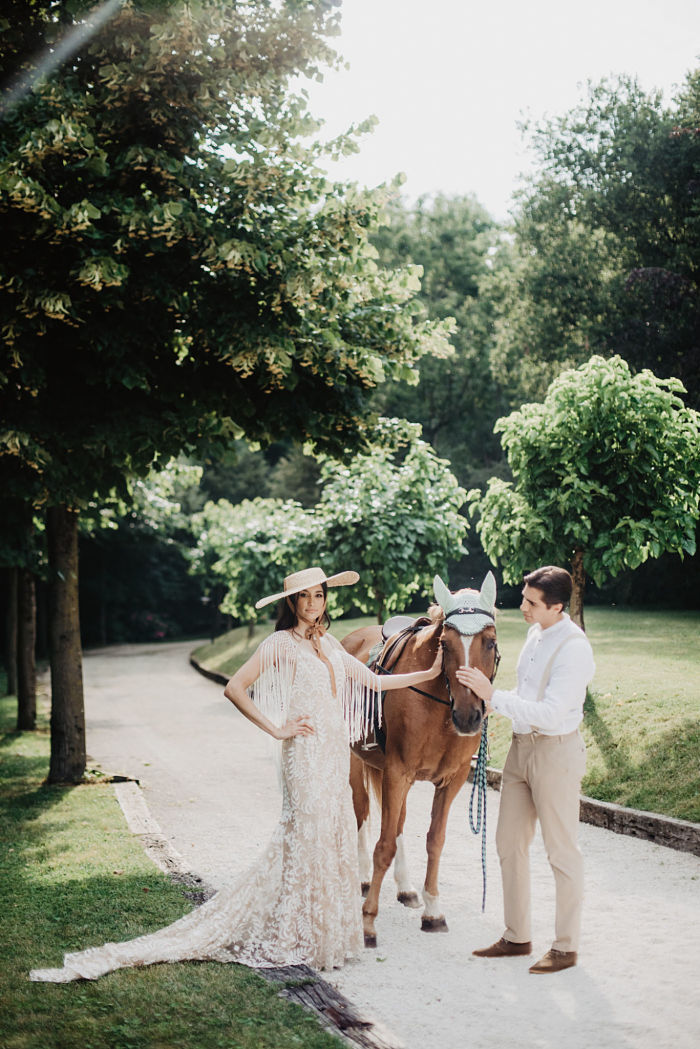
[469,719,490,912]
[468,644,500,914]
[373,626,451,707]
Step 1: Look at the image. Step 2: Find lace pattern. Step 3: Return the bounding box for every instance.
[29,632,372,982]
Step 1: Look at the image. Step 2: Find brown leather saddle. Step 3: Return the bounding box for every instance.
[358,614,432,754]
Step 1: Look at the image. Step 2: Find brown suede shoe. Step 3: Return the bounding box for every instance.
[473,937,532,958]
[529,949,577,974]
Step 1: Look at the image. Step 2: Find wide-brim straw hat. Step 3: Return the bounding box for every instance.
[255,566,360,610]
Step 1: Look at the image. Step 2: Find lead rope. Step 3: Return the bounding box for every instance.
[468,716,489,912]
[467,645,500,913]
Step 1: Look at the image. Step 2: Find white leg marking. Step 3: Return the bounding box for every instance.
[393,833,417,895]
[422,888,444,919]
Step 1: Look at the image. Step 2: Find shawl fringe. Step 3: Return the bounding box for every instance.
[249,631,381,749]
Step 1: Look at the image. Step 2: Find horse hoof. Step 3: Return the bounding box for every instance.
[364,932,377,949]
[360,882,370,897]
[421,916,449,933]
[397,891,422,909]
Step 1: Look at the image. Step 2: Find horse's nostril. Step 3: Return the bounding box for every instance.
[451,707,483,737]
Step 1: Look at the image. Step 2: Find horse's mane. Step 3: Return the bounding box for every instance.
[426,603,445,625]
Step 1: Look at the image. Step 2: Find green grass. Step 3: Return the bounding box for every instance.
[0,699,342,1049]
[194,607,700,823]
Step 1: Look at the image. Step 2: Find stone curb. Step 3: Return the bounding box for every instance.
[113,779,403,1049]
[474,766,700,858]
[192,654,700,860]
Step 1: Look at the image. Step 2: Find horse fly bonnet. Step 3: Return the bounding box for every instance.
[433,572,497,636]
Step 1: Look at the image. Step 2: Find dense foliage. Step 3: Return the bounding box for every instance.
[313,418,468,620]
[469,356,700,625]
[1,0,452,513]
[371,193,510,488]
[0,0,451,779]
[191,496,318,627]
[492,72,700,408]
[190,419,468,624]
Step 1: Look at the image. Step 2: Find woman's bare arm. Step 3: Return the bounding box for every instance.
[377,646,443,691]
[224,648,314,739]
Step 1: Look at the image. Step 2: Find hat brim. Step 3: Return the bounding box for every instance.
[255,570,359,610]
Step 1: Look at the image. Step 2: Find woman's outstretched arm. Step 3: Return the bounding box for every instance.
[377,646,443,691]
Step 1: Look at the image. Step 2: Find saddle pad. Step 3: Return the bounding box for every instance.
[382,615,416,640]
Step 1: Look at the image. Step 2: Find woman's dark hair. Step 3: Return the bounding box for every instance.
[274,583,330,632]
[523,566,572,609]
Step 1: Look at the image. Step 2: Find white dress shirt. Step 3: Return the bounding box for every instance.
[491,613,595,735]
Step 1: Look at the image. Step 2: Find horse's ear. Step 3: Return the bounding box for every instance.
[480,571,497,612]
[433,574,452,610]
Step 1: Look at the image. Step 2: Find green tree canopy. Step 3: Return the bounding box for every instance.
[492,70,700,407]
[314,418,468,621]
[190,496,319,629]
[0,0,451,780]
[190,419,468,625]
[371,193,510,487]
[1,0,452,509]
[469,356,700,627]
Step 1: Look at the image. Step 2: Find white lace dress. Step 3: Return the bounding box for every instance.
[30,631,381,982]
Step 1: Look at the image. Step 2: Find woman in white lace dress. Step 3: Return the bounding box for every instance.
[30,566,441,982]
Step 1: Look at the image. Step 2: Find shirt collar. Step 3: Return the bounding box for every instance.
[532,611,571,639]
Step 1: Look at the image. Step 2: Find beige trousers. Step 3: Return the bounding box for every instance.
[495,729,586,952]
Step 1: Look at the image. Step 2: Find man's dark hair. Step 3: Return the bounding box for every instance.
[523,566,572,609]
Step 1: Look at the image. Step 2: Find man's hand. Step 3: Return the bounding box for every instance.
[456,666,494,713]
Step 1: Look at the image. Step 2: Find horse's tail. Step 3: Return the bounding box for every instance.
[349,751,383,829]
[364,764,383,811]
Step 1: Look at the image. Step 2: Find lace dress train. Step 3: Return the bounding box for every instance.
[30,633,379,982]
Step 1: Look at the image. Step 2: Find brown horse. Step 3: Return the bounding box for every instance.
[342,572,499,947]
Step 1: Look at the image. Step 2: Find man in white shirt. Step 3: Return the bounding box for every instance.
[457,565,595,974]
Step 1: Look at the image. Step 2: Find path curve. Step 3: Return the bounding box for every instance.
[80,640,700,1049]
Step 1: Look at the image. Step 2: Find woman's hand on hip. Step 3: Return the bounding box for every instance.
[276,715,314,740]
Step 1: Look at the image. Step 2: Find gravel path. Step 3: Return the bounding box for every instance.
[79,640,700,1049]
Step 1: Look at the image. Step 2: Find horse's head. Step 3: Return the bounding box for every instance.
[432,572,499,736]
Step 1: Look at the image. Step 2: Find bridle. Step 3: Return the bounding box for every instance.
[373,614,500,709]
[373,624,451,703]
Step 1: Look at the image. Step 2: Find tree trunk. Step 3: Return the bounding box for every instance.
[569,549,586,631]
[35,579,49,661]
[4,566,18,696]
[16,568,37,730]
[47,505,86,783]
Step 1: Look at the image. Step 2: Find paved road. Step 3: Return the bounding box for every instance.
[78,640,700,1049]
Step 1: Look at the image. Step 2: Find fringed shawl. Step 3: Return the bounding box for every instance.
[247,632,298,731]
[328,635,383,744]
[248,631,381,746]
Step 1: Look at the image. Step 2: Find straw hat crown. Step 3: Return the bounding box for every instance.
[255,567,359,609]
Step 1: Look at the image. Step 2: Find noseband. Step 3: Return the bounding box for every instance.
[374,618,500,709]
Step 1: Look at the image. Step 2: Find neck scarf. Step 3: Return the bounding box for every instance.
[292,619,337,696]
